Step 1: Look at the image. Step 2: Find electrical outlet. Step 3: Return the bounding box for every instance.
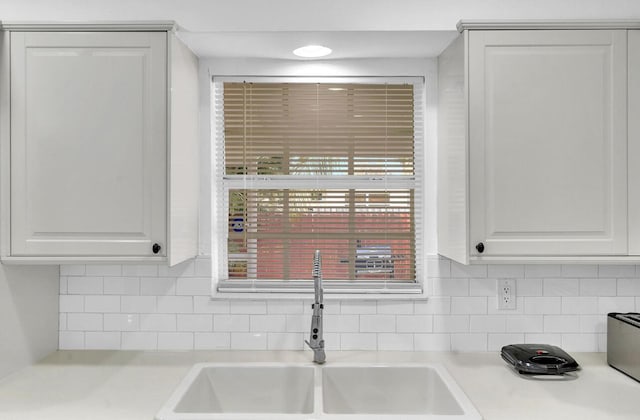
[497,279,517,310]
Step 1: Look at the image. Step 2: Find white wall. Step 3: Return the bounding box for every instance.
[0,265,59,378]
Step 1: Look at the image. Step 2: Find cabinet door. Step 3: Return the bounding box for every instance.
[630,30,640,255]
[469,30,627,256]
[10,32,167,257]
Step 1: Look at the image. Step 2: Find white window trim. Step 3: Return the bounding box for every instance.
[210,76,427,299]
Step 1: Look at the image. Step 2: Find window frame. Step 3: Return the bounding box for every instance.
[211,76,426,298]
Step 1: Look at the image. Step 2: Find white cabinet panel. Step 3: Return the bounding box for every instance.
[468,30,627,256]
[630,30,640,255]
[438,25,634,264]
[10,32,167,257]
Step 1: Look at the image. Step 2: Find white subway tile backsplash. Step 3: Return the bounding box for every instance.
[67,276,103,295]
[561,264,598,278]
[60,265,85,276]
[324,315,359,333]
[159,260,196,277]
[414,297,450,314]
[158,332,194,350]
[488,265,524,278]
[340,333,377,350]
[597,297,635,314]
[561,297,598,314]
[231,332,267,350]
[543,278,579,296]
[214,314,249,332]
[84,265,121,277]
[506,315,543,333]
[488,333,524,351]
[579,315,606,333]
[285,315,308,333]
[59,331,84,349]
[432,278,469,296]
[524,333,562,346]
[543,315,580,333]
[469,315,506,333]
[516,278,542,296]
[377,300,414,314]
[378,333,413,351]
[194,258,213,277]
[58,257,640,351]
[267,300,303,314]
[451,333,487,351]
[433,315,469,333]
[140,277,176,296]
[140,314,176,331]
[176,278,211,296]
[580,278,616,296]
[157,296,193,313]
[60,295,84,312]
[617,278,640,296]
[178,314,213,332]
[67,313,102,331]
[340,301,376,315]
[524,297,561,314]
[267,333,304,350]
[524,265,561,278]
[229,300,267,315]
[104,314,139,331]
[469,278,496,297]
[122,265,159,277]
[562,333,599,352]
[414,333,451,351]
[426,257,451,278]
[195,332,230,349]
[451,297,487,314]
[121,296,156,313]
[360,315,396,333]
[598,265,636,278]
[250,315,286,332]
[396,315,433,333]
[84,295,120,313]
[60,277,68,294]
[85,332,120,349]
[121,332,157,350]
[450,262,487,278]
[103,277,140,295]
[194,297,229,314]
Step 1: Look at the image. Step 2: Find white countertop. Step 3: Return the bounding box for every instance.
[0,350,638,420]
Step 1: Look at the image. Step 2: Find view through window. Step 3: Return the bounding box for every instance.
[215,80,423,292]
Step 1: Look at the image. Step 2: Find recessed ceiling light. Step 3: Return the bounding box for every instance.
[293,45,332,58]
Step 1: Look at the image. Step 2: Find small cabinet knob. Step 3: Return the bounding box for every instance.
[152,243,162,254]
[475,242,485,253]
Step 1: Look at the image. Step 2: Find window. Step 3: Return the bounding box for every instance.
[213,78,423,294]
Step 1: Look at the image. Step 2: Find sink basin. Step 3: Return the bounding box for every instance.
[155,363,315,419]
[156,362,481,420]
[322,364,477,418]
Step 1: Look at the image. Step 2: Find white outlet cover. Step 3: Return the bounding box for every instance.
[497,279,517,310]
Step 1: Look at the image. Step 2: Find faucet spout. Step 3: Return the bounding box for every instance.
[305,250,326,364]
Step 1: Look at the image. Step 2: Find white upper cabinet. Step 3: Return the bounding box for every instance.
[0,24,199,264]
[438,22,636,264]
[629,30,640,255]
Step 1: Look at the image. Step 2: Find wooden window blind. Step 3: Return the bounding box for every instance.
[214,79,423,292]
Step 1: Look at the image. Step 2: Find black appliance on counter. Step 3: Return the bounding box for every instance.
[501,344,580,375]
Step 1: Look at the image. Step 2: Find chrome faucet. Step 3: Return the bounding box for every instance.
[305,250,326,364]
